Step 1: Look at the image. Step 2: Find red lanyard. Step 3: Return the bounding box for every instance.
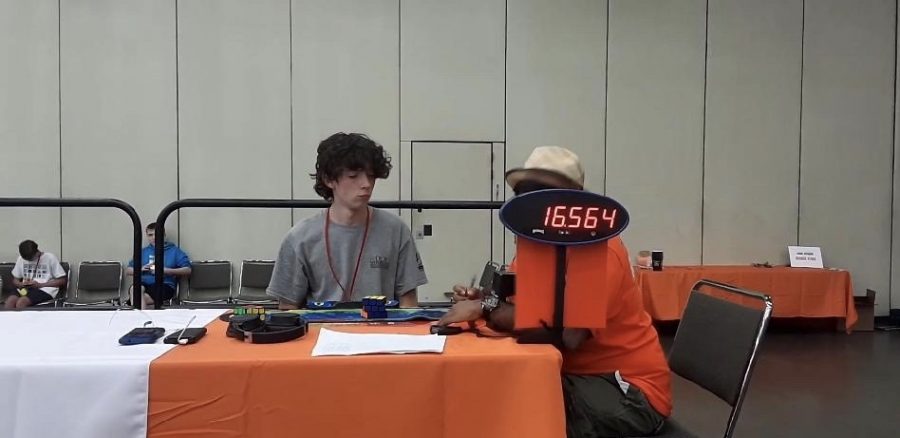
[325,207,371,301]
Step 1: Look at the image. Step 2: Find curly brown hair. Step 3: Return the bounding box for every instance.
[311,133,392,201]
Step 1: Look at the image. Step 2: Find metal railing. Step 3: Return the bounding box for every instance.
[153,198,504,307]
[0,197,144,306]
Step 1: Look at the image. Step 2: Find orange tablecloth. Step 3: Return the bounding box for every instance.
[148,321,565,438]
[635,266,857,328]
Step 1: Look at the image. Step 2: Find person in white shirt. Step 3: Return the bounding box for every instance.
[5,240,67,309]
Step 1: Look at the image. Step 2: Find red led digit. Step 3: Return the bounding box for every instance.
[602,208,617,229]
[568,206,583,228]
[551,206,567,228]
[543,205,619,230]
[584,207,599,229]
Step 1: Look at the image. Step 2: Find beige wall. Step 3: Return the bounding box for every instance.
[1,0,898,314]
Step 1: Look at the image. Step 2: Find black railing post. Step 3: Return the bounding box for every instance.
[0,197,143,307]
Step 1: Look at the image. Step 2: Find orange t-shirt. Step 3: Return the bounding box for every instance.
[510,237,672,417]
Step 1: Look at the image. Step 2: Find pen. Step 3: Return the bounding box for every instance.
[467,275,477,299]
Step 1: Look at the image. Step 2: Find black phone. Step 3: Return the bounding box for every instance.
[164,327,208,345]
[119,327,166,345]
[430,325,464,335]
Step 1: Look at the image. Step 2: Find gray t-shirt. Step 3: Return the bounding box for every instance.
[267,208,428,304]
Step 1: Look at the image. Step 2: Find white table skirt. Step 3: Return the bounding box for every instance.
[0,309,224,438]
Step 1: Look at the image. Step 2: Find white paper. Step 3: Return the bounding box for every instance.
[0,309,224,438]
[788,246,824,269]
[311,328,447,356]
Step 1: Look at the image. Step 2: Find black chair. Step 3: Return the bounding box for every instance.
[182,260,232,304]
[34,261,70,308]
[0,262,16,305]
[66,261,123,306]
[653,279,773,438]
[235,260,276,304]
[127,280,178,308]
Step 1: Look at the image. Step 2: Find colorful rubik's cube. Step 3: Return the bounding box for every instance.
[361,295,388,319]
[234,305,266,318]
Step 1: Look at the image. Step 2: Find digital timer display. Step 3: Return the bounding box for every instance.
[500,189,629,245]
[541,205,616,230]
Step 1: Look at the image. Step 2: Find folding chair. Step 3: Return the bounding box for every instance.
[235,260,276,304]
[66,261,123,306]
[653,279,773,438]
[33,261,70,308]
[182,260,232,304]
[0,262,16,305]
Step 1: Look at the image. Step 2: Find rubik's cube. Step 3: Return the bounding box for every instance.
[234,305,266,318]
[361,295,388,319]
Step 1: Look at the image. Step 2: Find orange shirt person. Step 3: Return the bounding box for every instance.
[439,146,672,438]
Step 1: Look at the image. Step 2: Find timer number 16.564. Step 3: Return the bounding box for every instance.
[543,206,617,230]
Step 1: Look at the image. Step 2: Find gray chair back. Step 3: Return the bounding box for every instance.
[659,279,773,438]
[34,261,70,307]
[236,260,275,303]
[0,262,16,303]
[183,260,232,303]
[69,261,122,305]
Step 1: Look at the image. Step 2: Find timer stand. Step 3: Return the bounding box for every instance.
[511,245,569,348]
[498,189,630,348]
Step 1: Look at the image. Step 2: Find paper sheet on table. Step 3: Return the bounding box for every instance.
[311,328,446,356]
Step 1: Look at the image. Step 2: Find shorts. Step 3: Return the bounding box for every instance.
[562,373,665,438]
[141,283,177,303]
[17,287,54,305]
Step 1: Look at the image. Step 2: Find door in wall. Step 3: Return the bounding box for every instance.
[408,141,505,303]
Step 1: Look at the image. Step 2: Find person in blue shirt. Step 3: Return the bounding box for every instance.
[126,223,191,307]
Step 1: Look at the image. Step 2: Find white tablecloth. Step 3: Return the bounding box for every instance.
[0,309,224,438]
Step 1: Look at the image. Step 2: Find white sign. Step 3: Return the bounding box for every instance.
[788,246,824,269]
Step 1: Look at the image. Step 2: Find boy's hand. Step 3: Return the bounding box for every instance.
[451,284,482,302]
[438,300,483,325]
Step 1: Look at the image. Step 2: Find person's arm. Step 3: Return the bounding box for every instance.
[37,277,66,289]
[394,225,428,303]
[434,283,486,324]
[168,248,192,277]
[278,300,300,310]
[486,301,515,332]
[487,301,590,350]
[436,295,587,349]
[436,292,513,327]
[11,261,27,287]
[451,284,482,302]
[398,289,418,308]
[437,299,482,326]
[126,255,148,277]
[163,267,191,277]
[38,257,68,289]
[267,233,309,308]
[12,276,28,288]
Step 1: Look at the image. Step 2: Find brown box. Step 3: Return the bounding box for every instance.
[835,289,875,332]
[852,289,876,331]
